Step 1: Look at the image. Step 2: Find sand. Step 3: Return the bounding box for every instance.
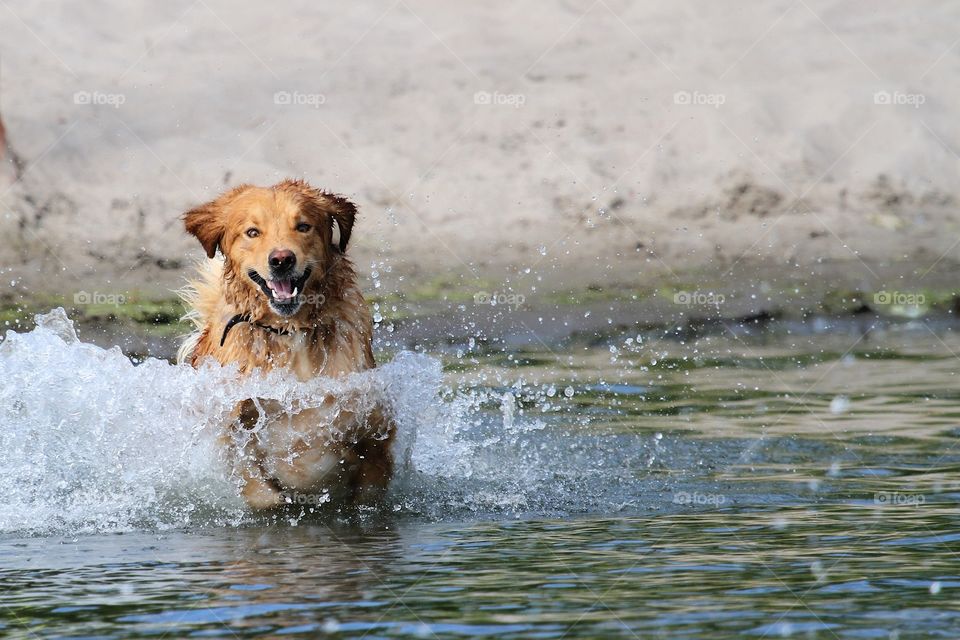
[1,0,959,304]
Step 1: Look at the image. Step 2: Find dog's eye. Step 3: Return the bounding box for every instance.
[295,223,312,233]
[245,228,260,238]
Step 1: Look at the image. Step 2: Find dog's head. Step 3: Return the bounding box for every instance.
[183,179,356,317]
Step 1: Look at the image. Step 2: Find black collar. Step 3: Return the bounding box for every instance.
[220,314,291,347]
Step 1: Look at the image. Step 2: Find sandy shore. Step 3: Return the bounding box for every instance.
[1,1,959,305]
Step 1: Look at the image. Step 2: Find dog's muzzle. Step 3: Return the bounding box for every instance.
[248,267,313,316]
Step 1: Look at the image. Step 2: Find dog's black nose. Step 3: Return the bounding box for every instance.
[268,249,296,272]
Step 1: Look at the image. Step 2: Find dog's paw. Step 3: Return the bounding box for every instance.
[241,477,284,510]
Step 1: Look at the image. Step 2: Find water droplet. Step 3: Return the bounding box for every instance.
[830,396,850,414]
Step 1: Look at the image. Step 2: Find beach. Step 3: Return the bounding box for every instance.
[1,0,958,314]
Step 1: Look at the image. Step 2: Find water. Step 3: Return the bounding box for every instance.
[2,310,959,637]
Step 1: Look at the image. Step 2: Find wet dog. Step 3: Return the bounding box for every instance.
[178,180,394,509]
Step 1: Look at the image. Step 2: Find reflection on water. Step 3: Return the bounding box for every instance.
[3,508,958,638]
[3,321,960,637]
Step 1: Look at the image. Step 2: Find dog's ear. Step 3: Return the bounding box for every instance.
[182,185,251,259]
[323,194,357,253]
[277,179,357,252]
[183,201,224,259]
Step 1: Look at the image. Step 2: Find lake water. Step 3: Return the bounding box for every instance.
[2,310,958,638]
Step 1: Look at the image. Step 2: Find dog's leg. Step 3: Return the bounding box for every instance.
[228,400,284,510]
[239,469,284,510]
[351,406,396,505]
[354,442,393,504]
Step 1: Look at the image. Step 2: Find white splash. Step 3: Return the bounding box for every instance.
[1,309,648,536]
[0,309,441,535]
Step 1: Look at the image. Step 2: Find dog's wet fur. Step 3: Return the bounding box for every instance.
[178,180,394,510]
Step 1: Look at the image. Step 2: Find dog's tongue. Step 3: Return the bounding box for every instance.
[269,278,294,300]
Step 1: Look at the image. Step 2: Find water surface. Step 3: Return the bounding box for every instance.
[2,313,959,637]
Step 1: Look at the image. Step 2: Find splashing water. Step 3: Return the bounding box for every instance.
[1,309,641,536]
[0,309,440,535]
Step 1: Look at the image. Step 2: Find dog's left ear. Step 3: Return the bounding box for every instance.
[323,194,356,253]
[278,180,357,252]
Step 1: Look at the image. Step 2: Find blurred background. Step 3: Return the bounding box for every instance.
[5,6,960,634]
[1,0,958,354]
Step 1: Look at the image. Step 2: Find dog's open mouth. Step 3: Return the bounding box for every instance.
[248,267,312,315]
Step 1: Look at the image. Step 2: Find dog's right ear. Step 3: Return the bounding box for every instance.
[183,201,224,259]
[182,185,251,259]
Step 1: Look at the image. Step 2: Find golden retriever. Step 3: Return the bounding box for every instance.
[177,179,394,510]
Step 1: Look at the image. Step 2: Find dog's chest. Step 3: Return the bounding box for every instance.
[275,330,362,379]
[285,332,316,380]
